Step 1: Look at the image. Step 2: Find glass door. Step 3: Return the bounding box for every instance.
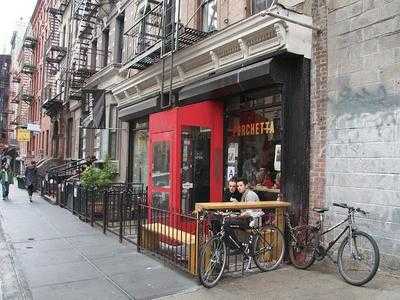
[181,126,211,214]
[148,132,172,211]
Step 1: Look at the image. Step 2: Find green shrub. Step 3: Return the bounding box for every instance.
[80,159,116,189]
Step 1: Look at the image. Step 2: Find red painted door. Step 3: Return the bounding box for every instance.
[148,131,173,212]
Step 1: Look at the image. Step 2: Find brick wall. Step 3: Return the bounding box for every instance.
[310,0,328,214]
[325,0,400,272]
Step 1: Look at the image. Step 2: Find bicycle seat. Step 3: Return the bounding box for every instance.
[313,207,329,213]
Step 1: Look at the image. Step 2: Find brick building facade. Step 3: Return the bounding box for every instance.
[27,0,53,162]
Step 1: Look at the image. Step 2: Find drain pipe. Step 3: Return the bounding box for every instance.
[261,10,322,33]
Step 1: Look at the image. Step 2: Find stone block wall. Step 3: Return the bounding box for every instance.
[325,0,400,272]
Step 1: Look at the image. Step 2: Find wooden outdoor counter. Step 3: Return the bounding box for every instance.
[194,201,290,212]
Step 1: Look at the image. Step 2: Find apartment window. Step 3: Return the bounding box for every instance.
[41,132,44,153]
[116,14,125,63]
[202,0,217,32]
[91,39,97,70]
[94,129,101,160]
[66,118,73,158]
[252,0,275,14]
[62,25,66,47]
[102,28,110,67]
[80,128,87,159]
[75,20,79,38]
[46,129,49,156]
[136,3,151,54]
[108,105,118,160]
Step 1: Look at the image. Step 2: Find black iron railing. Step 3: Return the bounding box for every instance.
[39,178,288,278]
[39,175,59,200]
[137,204,203,275]
[56,182,144,243]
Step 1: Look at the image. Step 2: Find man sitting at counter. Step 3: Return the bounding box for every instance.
[223,178,265,244]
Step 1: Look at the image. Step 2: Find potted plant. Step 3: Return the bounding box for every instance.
[80,159,116,215]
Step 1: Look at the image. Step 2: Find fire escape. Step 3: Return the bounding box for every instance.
[124,0,209,107]
[68,0,101,101]
[0,59,12,141]
[42,2,68,118]
[17,27,37,105]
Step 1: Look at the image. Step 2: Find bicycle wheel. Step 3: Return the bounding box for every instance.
[198,235,227,288]
[337,230,380,286]
[289,225,317,269]
[253,225,285,272]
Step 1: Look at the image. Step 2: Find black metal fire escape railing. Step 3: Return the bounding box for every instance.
[124,0,209,70]
[17,27,37,107]
[68,0,102,101]
[123,0,211,108]
[43,2,68,116]
[21,31,37,75]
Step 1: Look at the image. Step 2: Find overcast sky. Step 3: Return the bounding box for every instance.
[0,0,37,55]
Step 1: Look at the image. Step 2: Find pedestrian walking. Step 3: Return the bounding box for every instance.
[25,161,37,203]
[0,163,14,201]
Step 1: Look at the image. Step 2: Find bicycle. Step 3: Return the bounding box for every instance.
[198,210,285,288]
[286,202,380,286]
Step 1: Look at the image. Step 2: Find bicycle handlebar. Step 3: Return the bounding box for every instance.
[333,202,368,215]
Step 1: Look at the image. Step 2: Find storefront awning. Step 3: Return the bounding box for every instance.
[119,96,158,121]
[179,59,274,102]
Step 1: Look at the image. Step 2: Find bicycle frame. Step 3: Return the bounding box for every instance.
[318,210,357,255]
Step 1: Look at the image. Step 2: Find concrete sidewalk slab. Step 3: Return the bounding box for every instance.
[31,278,128,300]
[158,264,400,300]
[0,185,197,300]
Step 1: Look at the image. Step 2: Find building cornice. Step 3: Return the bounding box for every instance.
[112,8,312,107]
[84,63,124,90]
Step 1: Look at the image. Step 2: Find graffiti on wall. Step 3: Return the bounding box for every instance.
[328,82,399,131]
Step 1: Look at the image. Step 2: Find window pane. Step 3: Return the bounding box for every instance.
[202,0,217,32]
[109,106,117,160]
[152,192,169,211]
[225,94,282,195]
[252,0,275,14]
[181,127,211,214]
[152,141,170,188]
[132,129,148,186]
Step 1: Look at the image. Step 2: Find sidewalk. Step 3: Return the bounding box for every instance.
[0,185,196,300]
[160,264,400,300]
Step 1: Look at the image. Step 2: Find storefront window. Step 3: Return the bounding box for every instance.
[108,105,118,160]
[181,126,211,214]
[132,120,148,187]
[152,141,170,188]
[225,92,282,197]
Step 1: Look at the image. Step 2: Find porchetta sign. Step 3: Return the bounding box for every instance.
[232,121,274,137]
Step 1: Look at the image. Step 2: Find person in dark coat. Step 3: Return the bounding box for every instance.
[25,161,37,203]
[0,163,14,200]
[223,178,241,202]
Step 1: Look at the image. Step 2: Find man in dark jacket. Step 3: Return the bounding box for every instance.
[0,163,14,200]
[25,161,37,203]
[223,178,241,202]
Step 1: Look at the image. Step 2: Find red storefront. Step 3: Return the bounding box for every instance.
[147,101,224,216]
[125,55,311,221]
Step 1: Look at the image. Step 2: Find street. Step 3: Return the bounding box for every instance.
[0,185,399,300]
